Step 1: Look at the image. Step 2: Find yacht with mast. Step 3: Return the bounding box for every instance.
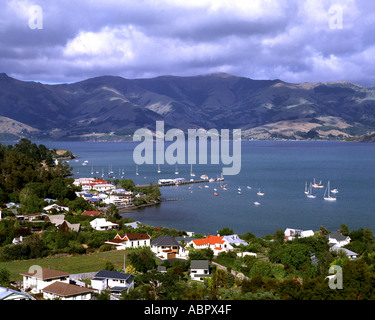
[324,181,337,201]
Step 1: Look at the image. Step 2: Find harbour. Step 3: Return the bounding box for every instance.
[20,140,375,237]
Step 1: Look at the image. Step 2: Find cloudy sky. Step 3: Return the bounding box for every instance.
[1,0,375,86]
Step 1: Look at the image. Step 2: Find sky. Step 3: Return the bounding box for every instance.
[1,0,375,86]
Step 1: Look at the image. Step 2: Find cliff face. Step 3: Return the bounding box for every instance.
[0,72,375,140]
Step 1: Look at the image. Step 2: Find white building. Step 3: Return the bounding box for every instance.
[104,233,151,250]
[91,270,134,294]
[92,184,116,192]
[190,260,211,282]
[222,234,248,246]
[151,235,187,260]
[20,268,71,294]
[327,232,351,247]
[43,204,69,213]
[284,228,314,241]
[330,245,358,260]
[103,194,130,205]
[42,282,93,300]
[188,235,233,256]
[90,218,119,231]
[0,287,32,300]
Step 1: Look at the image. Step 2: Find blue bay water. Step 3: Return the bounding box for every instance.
[31,141,375,237]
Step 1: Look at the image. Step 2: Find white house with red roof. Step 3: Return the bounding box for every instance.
[104,233,151,250]
[188,235,234,256]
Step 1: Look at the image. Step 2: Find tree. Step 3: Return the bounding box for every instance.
[281,243,311,270]
[125,264,136,275]
[107,204,120,220]
[340,224,350,236]
[217,227,233,236]
[274,229,285,244]
[127,248,156,272]
[0,268,10,287]
[250,260,272,278]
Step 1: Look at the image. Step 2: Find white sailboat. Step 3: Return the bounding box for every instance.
[157,164,161,174]
[312,178,324,188]
[91,165,94,175]
[175,164,179,175]
[190,164,195,177]
[136,165,139,176]
[324,181,336,201]
[257,189,264,196]
[306,182,316,198]
[304,181,308,194]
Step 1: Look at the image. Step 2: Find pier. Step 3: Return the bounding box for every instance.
[136,178,219,188]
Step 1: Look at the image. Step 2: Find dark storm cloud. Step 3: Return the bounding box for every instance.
[1,0,375,86]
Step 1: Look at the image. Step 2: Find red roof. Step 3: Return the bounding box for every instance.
[82,211,101,216]
[193,235,224,246]
[93,179,107,184]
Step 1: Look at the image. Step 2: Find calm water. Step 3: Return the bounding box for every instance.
[26,141,375,237]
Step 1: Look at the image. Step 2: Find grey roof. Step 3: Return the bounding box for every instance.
[190,260,210,270]
[328,232,348,242]
[330,246,358,257]
[93,270,133,281]
[175,236,197,243]
[151,235,181,247]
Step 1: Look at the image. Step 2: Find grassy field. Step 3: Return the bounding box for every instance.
[0,250,137,282]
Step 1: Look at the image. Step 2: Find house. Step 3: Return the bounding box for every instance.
[18,213,47,221]
[188,235,233,256]
[42,281,93,300]
[103,194,130,205]
[73,178,95,186]
[237,252,257,258]
[190,260,211,282]
[44,198,57,203]
[151,235,187,260]
[43,204,69,213]
[0,287,33,300]
[327,231,351,247]
[284,228,314,241]
[81,210,101,217]
[330,245,358,260]
[45,214,80,232]
[91,270,134,294]
[92,183,116,192]
[175,235,197,246]
[124,221,142,229]
[222,234,248,246]
[104,233,151,250]
[12,236,23,244]
[90,218,119,231]
[20,268,71,294]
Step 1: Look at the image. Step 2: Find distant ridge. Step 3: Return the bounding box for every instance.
[0,72,374,141]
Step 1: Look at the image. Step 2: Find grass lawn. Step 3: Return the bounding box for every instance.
[0,250,138,282]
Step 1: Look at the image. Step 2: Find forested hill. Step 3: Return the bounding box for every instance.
[0,139,78,213]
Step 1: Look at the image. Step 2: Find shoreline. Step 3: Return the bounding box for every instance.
[118,199,161,213]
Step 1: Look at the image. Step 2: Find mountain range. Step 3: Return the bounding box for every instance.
[0,72,375,141]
